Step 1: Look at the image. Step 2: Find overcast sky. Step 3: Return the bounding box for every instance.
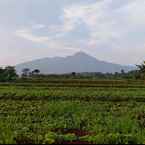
[1,0,145,66]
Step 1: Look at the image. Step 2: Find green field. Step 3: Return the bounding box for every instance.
[1,79,145,144]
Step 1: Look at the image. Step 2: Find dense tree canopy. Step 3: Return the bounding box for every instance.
[0,66,18,82]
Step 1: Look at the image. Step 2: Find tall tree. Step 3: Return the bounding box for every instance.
[4,66,17,81]
[0,66,17,82]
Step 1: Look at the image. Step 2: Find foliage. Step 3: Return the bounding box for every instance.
[0,66,17,82]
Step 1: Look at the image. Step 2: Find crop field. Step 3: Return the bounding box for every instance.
[1,79,145,144]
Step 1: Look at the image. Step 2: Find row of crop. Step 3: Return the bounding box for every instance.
[0,87,145,101]
[15,78,145,84]
[0,83,145,88]
[2,79,145,85]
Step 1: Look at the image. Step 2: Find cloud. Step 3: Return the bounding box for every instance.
[119,0,145,23]
[15,27,80,54]
[11,0,145,65]
[44,0,120,52]
[15,29,49,44]
[32,24,46,30]
[60,1,145,49]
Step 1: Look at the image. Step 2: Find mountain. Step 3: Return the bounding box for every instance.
[16,52,135,74]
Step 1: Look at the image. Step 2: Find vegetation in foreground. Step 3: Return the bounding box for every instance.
[0,61,144,144]
[1,100,145,144]
[0,79,144,144]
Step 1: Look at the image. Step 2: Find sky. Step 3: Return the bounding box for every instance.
[1,0,145,66]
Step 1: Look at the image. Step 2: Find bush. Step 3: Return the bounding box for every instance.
[43,131,57,144]
[63,133,77,142]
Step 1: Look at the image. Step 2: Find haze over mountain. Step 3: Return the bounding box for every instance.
[16,52,135,74]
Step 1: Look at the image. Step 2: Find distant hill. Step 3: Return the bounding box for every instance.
[16,52,135,74]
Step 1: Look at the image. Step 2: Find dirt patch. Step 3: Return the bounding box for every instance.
[52,128,94,137]
[15,129,95,144]
[52,128,95,144]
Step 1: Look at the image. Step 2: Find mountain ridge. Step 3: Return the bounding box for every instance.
[16,52,135,74]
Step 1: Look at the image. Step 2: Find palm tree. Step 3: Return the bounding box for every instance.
[137,61,145,79]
